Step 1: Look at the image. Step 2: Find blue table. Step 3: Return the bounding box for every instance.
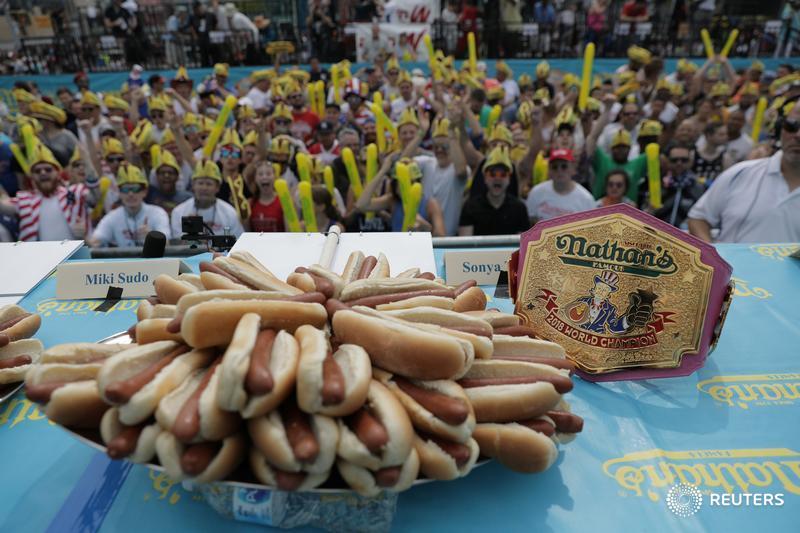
[1,244,798,532]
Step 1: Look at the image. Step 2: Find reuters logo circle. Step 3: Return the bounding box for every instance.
[666,484,703,517]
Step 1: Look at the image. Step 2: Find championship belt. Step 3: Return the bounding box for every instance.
[227,174,251,222]
[508,204,734,382]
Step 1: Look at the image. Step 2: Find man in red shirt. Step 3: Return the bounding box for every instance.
[288,81,320,144]
[308,121,341,165]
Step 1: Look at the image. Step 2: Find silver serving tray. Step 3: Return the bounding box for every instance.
[57,331,487,493]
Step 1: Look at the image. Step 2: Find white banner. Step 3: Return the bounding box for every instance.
[350,23,432,63]
[383,0,441,24]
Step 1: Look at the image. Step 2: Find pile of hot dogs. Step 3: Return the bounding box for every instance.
[24,251,582,496]
[0,305,42,386]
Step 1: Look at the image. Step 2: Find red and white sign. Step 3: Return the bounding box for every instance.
[382,0,441,24]
[350,23,432,63]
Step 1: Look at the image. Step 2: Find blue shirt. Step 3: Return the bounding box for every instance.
[0,133,18,197]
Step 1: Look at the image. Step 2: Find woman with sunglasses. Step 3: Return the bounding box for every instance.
[214,129,252,224]
[89,163,170,248]
[596,169,635,207]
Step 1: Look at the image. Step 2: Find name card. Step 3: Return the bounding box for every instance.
[444,250,511,286]
[56,259,190,300]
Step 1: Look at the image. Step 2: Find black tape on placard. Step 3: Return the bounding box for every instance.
[493,270,510,300]
[96,286,124,313]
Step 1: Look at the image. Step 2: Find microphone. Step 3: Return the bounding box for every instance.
[142,231,166,258]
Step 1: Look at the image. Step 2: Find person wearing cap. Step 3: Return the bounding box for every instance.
[585,94,646,202]
[525,148,595,223]
[533,61,555,99]
[170,158,243,239]
[208,63,233,98]
[496,61,519,108]
[168,66,195,117]
[351,155,445,236]
[29,101,78,168]
[688,103,800,243]
[414,116,469,236]
[617,45,651,75]
[727,83,758,135]
[389,71,417,122]
[287,82,320,144]
[90,163,170,247]
[247,69,273,113]
[458,145,529,236]
[216,129,251,222]
[104,94,135,134]
[381,57,402,102]
[0,141,99,242]
[77,91,111,146]
[308,121,341,165]
[146,96,171,144]
[635,119,663,158]
[341,79,375,129]
[596,99,642,156]
[329,127,362,201]
[146,149,192,216]
[241,131,259,167]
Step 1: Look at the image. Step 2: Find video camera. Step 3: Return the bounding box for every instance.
[181,215,237,252]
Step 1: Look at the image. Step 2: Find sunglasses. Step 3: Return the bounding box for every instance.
[81,106,97,113]
[32,166,54,174]
[388,70,399,76]
[107,156,125,164]
[183,126,199,134]
[220,148,241,159]
[274,118,291,125]
[549,162,570,171]
[119,185,144,194]
[622,111,639,117]
[783,119,800,134]
[669,157,690,164]
[150,112,165,118]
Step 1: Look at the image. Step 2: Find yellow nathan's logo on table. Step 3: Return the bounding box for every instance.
[730,277,772,299]
[749,244,799,261]
[698,374,800,409]
[603,448,800,501]
[36,297,141,317]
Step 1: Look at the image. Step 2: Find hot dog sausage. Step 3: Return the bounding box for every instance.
[394,377,470,425]
[106,425,144,459]
[0,314,31,331]
[180,442,221,476]
[458,374,573,394]
[493,355,576,373]
[546,411,583,434]
[517,418,556,437]
[348,408,388,454]
[443,326,492,338]
[245,329,276,395]
[294,268,335,298]
[199,262,254,288]
[0,354,32,369]
[0,333,9,349]
[282,403,320,463]
[453,280,477,297]
[321,351,346,406]
[105,345,191,403]
[26,381,67,403]
[357,256,378,280]
[172,359,221,442]
[493,326,538,338]
[345,289,456,308]
[374,466,402,487]
[415,272,436,280]
[425,434,472,466]
[274,469,307,491]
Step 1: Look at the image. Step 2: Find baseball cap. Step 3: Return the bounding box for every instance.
[549,148,574,162]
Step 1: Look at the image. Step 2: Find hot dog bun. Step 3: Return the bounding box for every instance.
[199,271,249,291]
[367,253,390,279]
[214,256,302,294]
[414,435,480,480]
[341,251,365,284]
[97,341,215,425]
[453,286,487,313]
[339,278,448,302]
[181,300,327,349]
[0,305,41,344]
[156,361,241,443]
[39,342,130,364]
[463,310,520,328]
[100,407,160,463]
[156,431,246,482]
[332,308,473,380]
[472,422,558,473]
[249,449,330,491]
[491,335,567,359]
[295,325,371,416]
[216,314,299,418]
[337,448,420,497]
[336,380,414,470]
[395,267,420,278]
[0,338,42,383]
[458,360,567,423]
[153,274,199,304]
[135,318,184,344]
[248,402,339,475]
[375,296,454,311]
[378,371,476,444]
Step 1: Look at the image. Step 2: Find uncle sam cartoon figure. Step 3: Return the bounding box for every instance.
[565,270,655,334]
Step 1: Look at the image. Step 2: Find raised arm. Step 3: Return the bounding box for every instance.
[168,109,196,168]
[585,94,617,156]
[456,100,484,169]
[516,104,545,193]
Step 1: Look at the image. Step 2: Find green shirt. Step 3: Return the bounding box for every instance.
[478,105,492,128]
[591,148,648,202]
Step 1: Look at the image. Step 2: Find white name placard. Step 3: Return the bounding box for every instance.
[56,259,188,299]
[444,250,511,286]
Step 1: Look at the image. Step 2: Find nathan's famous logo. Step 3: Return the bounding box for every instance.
[555,234,678,278]
[698,374,800,409]
[603,448,800,502]
[0,396,53,429]
[36,298,140,317]
[534,270,675,349]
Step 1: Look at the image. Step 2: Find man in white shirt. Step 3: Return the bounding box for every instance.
[225,3,259,43]
[414,117,469,236]
[171,159,244,239]
[526,149,595,223]
[90,164,171,247]
[246,70,272,113]
[496,61,520,108]
[597,102,642,156]
[688,106,800,243]
[725,110,754,166]
[390,72,417,122]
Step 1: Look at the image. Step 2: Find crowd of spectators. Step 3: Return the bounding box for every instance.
[1,42,799,247]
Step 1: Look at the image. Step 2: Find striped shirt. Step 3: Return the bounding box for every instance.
[12,184,90,241]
